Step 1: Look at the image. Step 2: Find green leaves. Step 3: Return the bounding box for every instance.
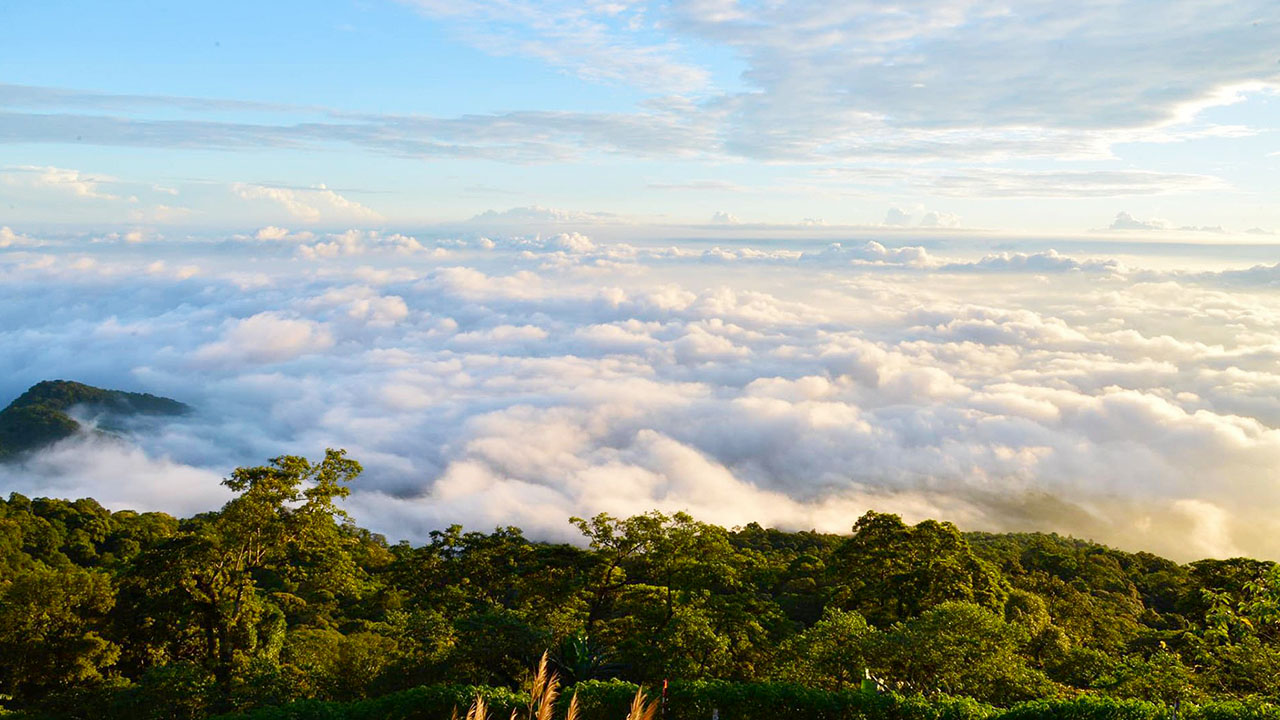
[0,380,189,459]
[777,607,873,690]
[828,513,1009,626]
[0,565,120,700]
[16,478,1280,716]
[869,602,1058,705]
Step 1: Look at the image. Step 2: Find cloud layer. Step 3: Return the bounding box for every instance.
[3,228,1280,560]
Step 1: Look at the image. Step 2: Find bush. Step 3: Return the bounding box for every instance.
[208,684,527,720]
[136,683,1280,720]
[1190,700,1280,720]
[579,680,996,720]
[998,696,1168,720]
[203,681,999,720]
[559,679,642,720]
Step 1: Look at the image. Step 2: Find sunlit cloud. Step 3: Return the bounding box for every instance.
[4,230,1280,560]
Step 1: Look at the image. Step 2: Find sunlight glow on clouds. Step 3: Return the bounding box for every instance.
[231,183,382,223]
[4,229,1280,560]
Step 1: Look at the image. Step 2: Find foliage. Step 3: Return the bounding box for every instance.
[0,565,119,700]
[829,513,1007,626]
[869,602,1060,704]
[776,607,873,690]
[0,380,188,459]
[9,449,1280,718]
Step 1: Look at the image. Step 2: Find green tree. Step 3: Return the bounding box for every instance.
[573,511,783,681]
[870,601,1057,704]
[777,607,873,690]
[0,565,120,702]
[828,512,1008,625]
[1106,646,1200,704]
[116,449,362,705]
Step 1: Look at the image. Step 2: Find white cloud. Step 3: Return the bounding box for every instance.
[1109,211,1169,231]
[232,183,381,223]
[919,211,961,228]
[1103,215,1226,234]
[828,167,1230,198]
[884,207,913,226]
[255,225,291,241]
[8,230,1280,561]
[0,434,230,517]
[1,165,119,200]
[672,1,1280,154]
[882,206,960,228]
[397,0,709,93]
[467,206,622,225]
[296,229,436,259]
[546,232,596,252]
[944,250,1122,274]
[383,0,1280,169]
[800,241,932,267]
[0,226,38,248]
[193,312,335,365]
[129,203,195,223]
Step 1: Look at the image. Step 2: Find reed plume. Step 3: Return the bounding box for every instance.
[565,691,581,720]
[465,694,489,720]
[625,687,657,720]
[529,651,560,720]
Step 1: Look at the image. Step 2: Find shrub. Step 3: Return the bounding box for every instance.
[207,684,527,720]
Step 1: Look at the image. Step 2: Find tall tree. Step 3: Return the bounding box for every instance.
[118,450,362,705]
[828,512,1007,625]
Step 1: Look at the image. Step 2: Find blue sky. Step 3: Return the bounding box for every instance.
[2,0,1278,234]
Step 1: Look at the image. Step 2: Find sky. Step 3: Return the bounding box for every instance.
[2,0,1278,233]
[3,1,1280,560]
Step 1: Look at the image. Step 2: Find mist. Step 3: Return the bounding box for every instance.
[3,227,1280,560]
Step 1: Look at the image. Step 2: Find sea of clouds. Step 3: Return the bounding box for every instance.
[3,226,1280,560]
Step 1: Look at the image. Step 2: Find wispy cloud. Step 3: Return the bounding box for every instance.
[1,165,119,200]
[825,168,1230,198]
[231,183,382,222]
[647,179,749,192]
[0,102,715,164]
[670,1,1280,134]
[396,0,709,93]
[466,205,622,225]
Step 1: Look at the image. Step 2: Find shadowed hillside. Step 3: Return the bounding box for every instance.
[0,380,188,459]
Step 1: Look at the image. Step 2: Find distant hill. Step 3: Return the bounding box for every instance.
[0,380,189,459]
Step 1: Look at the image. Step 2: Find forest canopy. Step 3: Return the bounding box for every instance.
[4,449,1280,719]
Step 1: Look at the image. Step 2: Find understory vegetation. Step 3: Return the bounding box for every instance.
[5,450,1280,719]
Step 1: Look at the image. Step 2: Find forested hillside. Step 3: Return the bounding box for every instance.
[4,450,1280,719]
[0,380,188,459]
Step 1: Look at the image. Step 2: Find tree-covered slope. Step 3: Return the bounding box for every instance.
[0,380,189,459]
[4,450,1280,719]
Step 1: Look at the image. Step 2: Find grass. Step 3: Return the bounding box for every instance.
[455,653,656,720]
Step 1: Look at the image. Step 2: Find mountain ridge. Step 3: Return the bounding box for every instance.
[0,379,189,459]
